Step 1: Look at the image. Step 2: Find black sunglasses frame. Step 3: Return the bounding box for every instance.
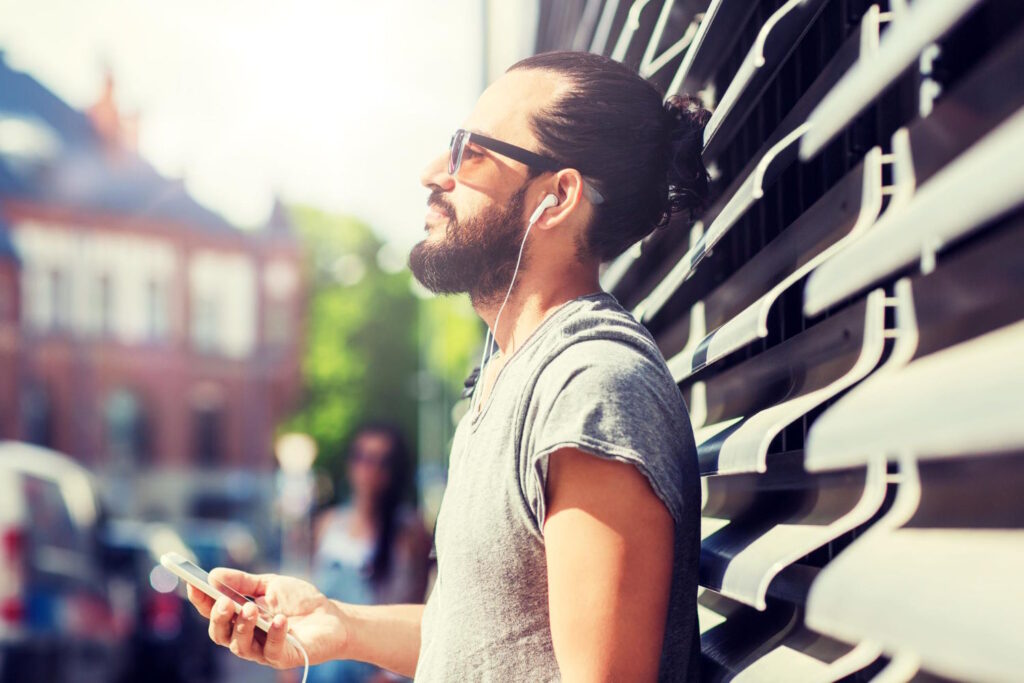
[448,129,605,204]
[448,129,562,176]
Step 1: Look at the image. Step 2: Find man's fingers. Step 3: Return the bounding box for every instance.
[262,613,289,664]
[209,567,271,597]
[229,602,259,660]
[208,597,237,645]
[186,584,215,618]
[193,571,291,669]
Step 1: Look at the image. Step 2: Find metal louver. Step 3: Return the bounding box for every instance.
[535,0,1024,680]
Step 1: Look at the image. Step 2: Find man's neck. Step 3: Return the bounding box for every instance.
[473,271,602,358]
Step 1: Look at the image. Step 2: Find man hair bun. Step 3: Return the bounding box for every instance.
[662,94,711,224]
[508,51,713,261]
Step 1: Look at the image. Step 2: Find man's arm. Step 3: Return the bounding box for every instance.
[332,601,425,677]
[187,571,424,678]
[543,447,674,683]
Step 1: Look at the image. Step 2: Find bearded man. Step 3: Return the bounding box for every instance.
[187,51,709,682]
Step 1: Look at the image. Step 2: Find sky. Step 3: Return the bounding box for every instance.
[0,0,537,250]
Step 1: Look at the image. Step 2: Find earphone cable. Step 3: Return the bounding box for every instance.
[296,636,310,683]
[471,211,538,416]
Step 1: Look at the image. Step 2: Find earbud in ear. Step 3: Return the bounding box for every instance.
[528,193,559,225]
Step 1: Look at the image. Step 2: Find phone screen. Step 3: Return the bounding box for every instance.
[176,559,270,616]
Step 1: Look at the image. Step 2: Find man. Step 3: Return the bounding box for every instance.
[187,51,707,681]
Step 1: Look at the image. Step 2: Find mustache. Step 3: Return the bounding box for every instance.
[427,191,455,218]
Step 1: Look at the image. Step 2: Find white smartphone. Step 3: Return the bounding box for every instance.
[160,551,301,649]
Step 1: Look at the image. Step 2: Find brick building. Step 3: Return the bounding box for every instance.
[0,52,305,517]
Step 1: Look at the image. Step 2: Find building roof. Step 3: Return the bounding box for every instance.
[263,197,295,235]
[0,51,235,233]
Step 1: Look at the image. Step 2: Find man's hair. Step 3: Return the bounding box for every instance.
[508,51,710,262]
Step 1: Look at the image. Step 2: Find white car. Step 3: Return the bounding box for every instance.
[0,441,126,683]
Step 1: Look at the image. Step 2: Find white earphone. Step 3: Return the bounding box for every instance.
[528,193,559,226]
[471,193,559,415]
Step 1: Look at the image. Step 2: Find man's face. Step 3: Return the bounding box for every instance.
[409,69,567,304]
[408,177,529,303]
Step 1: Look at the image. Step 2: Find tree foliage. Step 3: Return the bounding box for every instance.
[282,205,418,502]
[280,205,482,506]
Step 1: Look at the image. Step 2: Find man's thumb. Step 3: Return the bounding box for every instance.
[209,567,271,596]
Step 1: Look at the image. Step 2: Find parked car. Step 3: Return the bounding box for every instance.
[99,519,219,683]
[0,441,126,683]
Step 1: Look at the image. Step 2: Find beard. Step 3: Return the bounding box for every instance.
[408,183,529,305]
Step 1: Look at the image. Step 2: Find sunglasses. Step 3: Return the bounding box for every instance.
[448,128,605,205]
[350,449,392,470]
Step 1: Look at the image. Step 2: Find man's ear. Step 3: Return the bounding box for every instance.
[534,169,588,231]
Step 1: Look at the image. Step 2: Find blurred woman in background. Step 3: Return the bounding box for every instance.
[308,422,431,683]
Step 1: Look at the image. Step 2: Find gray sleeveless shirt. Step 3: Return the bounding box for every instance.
[413,291,700,681]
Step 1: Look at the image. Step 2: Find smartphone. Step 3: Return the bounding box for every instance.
[160,551,300,648]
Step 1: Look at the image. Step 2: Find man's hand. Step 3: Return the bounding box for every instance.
[186,568,348,669]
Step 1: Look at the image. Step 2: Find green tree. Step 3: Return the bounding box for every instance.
[415,292,483,467]
[282,205,419,503]
[281,204,484,508]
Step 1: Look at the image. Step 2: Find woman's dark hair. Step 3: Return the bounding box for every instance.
[348,420,412,587]
[508,51,711,262]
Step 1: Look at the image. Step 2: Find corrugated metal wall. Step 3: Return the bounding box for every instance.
[534,1,1024,680]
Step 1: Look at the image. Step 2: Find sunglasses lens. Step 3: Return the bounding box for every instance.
[448,130,465,176]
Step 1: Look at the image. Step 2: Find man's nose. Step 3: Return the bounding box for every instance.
[420,151,455,191]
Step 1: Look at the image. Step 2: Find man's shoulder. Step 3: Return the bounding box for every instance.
[503,291,681,419]
[517,297,679,409]
[537,292,662,364]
